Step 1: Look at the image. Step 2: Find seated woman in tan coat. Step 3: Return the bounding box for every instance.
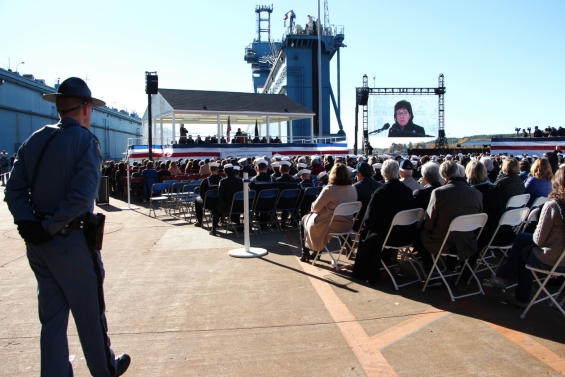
[299,163,358,262]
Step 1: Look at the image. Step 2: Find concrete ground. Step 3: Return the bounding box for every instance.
[1,193,565,376]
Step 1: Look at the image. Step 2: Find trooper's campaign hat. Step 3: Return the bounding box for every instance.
[42,77,105,107]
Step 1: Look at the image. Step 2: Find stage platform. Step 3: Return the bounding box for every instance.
[126,142,349,161]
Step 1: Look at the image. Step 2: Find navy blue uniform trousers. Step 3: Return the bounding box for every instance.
[27,229,117,377]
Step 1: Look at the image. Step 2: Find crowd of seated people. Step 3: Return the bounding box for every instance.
[100,147,565,310]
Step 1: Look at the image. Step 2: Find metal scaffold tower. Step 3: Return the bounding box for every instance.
[255,5,273,42]
[434,74,448,150]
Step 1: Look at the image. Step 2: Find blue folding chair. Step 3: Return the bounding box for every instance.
[274,189,301,230]
[225,190,256,238]
[252,188,280,233]
[149,183,170,218]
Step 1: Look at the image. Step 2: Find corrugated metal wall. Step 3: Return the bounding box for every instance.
[0,69,142,160]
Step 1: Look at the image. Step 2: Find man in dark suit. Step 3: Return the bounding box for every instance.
[417,160,483,272]
[353,162,383,231]
[352,160,416,283]
[210,164,243,235]
[413,161,442,210]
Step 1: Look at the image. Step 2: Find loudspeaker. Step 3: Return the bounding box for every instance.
[357,89,369,106]
[145,74,158,94]
[363,130,368,138]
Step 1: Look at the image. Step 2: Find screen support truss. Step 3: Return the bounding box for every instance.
[355,73,446,155]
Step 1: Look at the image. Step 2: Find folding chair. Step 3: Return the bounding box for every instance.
[293,186,322,224]
[274,189,301,230]
[518,206,541,234]
[311,201,362,271]
[379,208,425,290]
[225,190,256,238]
[148,183,170,218]
[530,196,548,209]
[129,177,144,201]
[472,208,530,282]
[251,188,280,233]
[521,248,565,319]
[177,183,200,221]
[422,213,488,302]
[506,193,530,209]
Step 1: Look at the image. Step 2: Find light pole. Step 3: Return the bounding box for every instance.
[15,62,24,73]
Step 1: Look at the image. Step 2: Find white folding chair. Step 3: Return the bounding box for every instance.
[422,213,488,302]
[530,196,548,209]
[521,248,565,319]
[472,208,530,281]
[506,193,530,209]
[518,207,541,234]
[311,201,362,271]
[379,208,425,290]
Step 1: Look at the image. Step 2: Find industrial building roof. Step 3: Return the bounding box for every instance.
[142,89,314,125]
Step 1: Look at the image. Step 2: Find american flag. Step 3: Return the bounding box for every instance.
[227,116,231,142]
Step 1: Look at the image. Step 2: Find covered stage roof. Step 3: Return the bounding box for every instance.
[142,89,315,125]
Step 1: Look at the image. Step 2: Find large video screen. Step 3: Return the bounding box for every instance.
[368,95,437,147]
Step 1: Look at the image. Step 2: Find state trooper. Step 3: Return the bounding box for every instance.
[4,77,130,377]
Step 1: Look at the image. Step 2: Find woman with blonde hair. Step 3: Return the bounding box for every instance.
[485,167,565,307]
[299,163,357,262]
[525,158,553,207]
[494,158,525,203]
[168,161,182,176]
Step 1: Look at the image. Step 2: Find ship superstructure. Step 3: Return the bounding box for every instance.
[245,3,345,141]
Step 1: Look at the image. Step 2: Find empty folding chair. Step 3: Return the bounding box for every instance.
[148,183,170,218]
[311,201,362,271]
[178,183,200,220]
[422,213,488,302]
[521,248,565,319]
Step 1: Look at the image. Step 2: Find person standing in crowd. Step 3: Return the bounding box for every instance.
[0,150,10,185]
[179,124,188,144]
[4,77,130,376]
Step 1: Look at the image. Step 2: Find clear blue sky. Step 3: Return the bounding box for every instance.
[2,0,563,147]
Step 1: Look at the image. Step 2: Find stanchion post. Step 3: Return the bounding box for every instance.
[243,172,251,252]
[228,172,267,258]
